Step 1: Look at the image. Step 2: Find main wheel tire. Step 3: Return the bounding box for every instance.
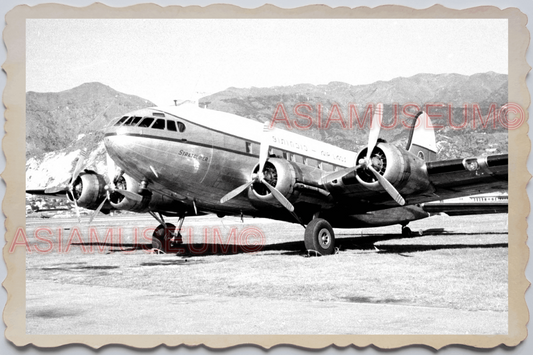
[304,218,335,255]
[152,223,176,253]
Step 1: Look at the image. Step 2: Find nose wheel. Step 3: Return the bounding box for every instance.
[152,223,183,252]
[149,211,185,253]
[304,218,335,256]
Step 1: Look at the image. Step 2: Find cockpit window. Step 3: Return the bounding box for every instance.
[123,116,135,125]
[177,122,186,132]
[138,117,154,128]
[151,119,166,130]
[131,116,143,125]
[167,120,177,132]
[115,116,129,126]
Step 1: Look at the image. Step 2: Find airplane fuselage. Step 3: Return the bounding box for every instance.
[104,104,432,228]
[103,103,507,232]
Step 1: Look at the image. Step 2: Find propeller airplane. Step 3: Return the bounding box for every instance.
[27,102,508,255]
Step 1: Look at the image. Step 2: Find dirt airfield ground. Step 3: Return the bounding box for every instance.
[25,213,508,335]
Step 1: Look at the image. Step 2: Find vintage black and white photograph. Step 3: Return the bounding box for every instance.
[5,3,524,348]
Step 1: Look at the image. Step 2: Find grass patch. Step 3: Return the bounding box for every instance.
[26,214,508,313]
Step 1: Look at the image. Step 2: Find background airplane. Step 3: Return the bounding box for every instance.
[420,192,508,216]
[27,103,508,255]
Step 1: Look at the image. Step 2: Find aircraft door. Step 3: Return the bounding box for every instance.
[194,126,215,187]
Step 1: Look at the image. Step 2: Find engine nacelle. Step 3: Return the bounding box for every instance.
[354,143,431,195]
[247,158,301,209]
[68,172,107,210]
[109,174,182,213]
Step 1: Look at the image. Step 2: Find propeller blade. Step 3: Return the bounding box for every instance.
[105,152,117,183]
[88,198,107,225]
[366,103,383,161]
[258,121,271,174]
[71,148,88,185]
[72,196,82,224]
[261,180,304,226]
[220,180,254,204]
[321,165,362,184]
[368,165,405,205]
[220,122,272,205]
[193,199,198,215]
[262,180,295,212]
[114,188,143,202]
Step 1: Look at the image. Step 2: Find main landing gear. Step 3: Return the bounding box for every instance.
[304,218,336,256]
[149,212,184,253]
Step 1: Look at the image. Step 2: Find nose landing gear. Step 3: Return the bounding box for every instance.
[149,212,184,253]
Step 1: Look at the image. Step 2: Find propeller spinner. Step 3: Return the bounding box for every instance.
[220,121,295,213]
[88,158,143,225]
[323,103,405,206]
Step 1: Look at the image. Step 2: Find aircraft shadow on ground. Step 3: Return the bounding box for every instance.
[72,228,508,257]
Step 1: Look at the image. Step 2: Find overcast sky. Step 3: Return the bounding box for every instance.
[26,19,508,106]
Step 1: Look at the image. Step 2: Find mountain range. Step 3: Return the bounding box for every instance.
[200,72,507,159]
[26,72,508,190]
[201,71,506,115]
[26,82,155,158]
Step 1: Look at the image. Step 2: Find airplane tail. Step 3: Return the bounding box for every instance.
[405,111,437,162]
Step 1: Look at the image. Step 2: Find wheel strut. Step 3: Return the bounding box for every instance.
[148,212,184,253]
[172,215,185,244]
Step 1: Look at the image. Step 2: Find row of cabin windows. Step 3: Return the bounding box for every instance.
[245,141,340,172]
[115,115,186,133]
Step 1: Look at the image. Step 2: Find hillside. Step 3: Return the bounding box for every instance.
[26,82,155,158]
[26,73,507,192]
[200,72,508,159]
[202,72,506,112]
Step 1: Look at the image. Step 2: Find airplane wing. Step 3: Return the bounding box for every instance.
[322,152,507,212]
[313,108,507,212]
[421,154,507,202]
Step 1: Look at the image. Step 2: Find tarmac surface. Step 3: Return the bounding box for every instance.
[25,213,508,335]
[27,281,506,335]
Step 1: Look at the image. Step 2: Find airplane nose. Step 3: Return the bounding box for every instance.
[104,125,134,173]
[103,111,141,167]
[103,107,160,173]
